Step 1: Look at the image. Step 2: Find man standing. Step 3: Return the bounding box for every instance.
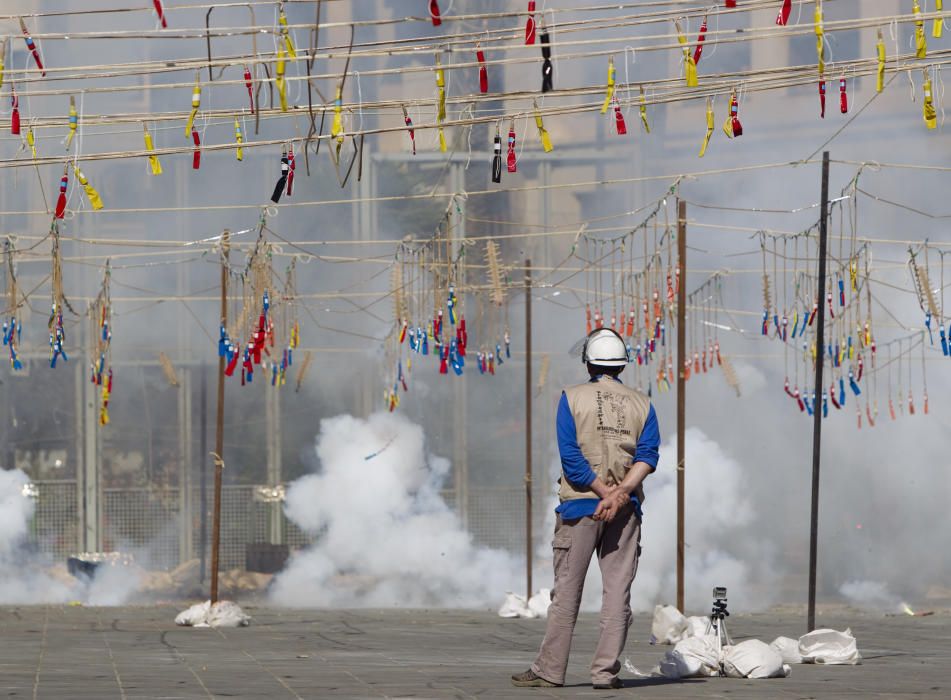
[512,328,660,690]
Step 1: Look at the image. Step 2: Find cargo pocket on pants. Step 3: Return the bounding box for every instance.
[552,534,572,582]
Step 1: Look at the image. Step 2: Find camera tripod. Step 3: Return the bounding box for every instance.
[710,595,732,676]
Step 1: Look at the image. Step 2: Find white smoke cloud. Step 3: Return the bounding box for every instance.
[839,580,899,611]
[0,468,32,555]
[270,412,520,607]
[534,427,775,615]
[0,467,144,606]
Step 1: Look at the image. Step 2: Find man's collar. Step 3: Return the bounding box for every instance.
[589,374,622,383]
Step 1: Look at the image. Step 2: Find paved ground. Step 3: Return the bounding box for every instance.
[0,604,947,699]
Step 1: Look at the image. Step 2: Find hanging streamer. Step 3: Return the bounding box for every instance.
[533,100,553,152]
[506,119,517,172]
[331,84,345,147]
[271,150,290,203]
[65,96,78,151]
[815,2,825,74]
[600,57,615,114]
[436,57,447,152]
[491,126,502,183]
[278,3,296,58]
[287,146,296,195]
[401,105,416,155]
[184,73,200,136]
[818,75,826,118]
[675,20,699,87]
[540,21,553,92]
[19,18,45,76]
[72,164,104,211]
[914,0,927,58]
[276,45,288,112]
[234,118,244,160]
[722,88,743,137]
[143,123,162,174]
[0,38,5,90]
[699,97,714,157]
[525,1,537,45]
[876,30,886,93]
[923,70,937,129]
[935,0,945,39]
[26,127,36,159]
[839,75,848,114]
[429,0,442,26]
[776,0,792,26]
[639,85,650,133]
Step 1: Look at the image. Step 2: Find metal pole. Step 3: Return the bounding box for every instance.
[808,152,830,632]
[199,361,208,583]
[210,231,229,604]
[676,200,686,613]
[525,259,533,602]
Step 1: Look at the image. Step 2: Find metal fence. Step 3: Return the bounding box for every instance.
[30,481,552,571]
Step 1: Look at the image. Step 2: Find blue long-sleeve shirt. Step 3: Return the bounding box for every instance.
[555,376,660,520]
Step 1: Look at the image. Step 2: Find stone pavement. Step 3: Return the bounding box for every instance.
[0,604,947,699]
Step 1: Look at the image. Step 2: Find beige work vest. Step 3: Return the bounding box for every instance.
[559,376,652,504]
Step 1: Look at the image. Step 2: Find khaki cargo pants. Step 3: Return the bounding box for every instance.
[531,503,642,686]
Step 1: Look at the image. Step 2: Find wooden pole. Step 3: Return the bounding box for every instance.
[676,200,687,613]
[210,230,229,604]
[525,259,533,602]
[808,152,830,632]
[199,361,208,584]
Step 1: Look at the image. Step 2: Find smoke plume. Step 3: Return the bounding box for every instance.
[270,412,520,607]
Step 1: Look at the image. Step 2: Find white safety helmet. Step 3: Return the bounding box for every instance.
[581,328,629,367]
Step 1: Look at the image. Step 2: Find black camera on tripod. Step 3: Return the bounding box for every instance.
[711,586,729,621]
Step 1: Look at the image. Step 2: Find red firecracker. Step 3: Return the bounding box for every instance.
[287,146,296,196]
[55,172,68,219]
[244,66,254,113]
[693,17,708,65]
[819,78,826,118]
[506,124,517,173]
[839,77,848,114]
[477,46,488,93]
[614,100,627,135]
[429,0,441,26]
[525,2,537,44]
[729,91,742,136]
[191,128,201,169]
[776,0,792,26]
[10,89,20,135]
[153,1,168,28]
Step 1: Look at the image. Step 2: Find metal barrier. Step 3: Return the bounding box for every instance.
[30,481,551,571]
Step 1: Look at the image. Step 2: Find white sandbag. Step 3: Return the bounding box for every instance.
[722,639,790,679]
[175,600,250,628]
[685,615,712,638]
[527,588,552,618]
[174,601,211,627]
[656,635,721,679]
[770,636,803,664]
[650,604,688,645]
[799,628,861,665]
[207,600,251,627]
[498,592,534,619]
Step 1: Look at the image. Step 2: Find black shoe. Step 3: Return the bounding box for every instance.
[593,677,623,689]
[511,669,562,687]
